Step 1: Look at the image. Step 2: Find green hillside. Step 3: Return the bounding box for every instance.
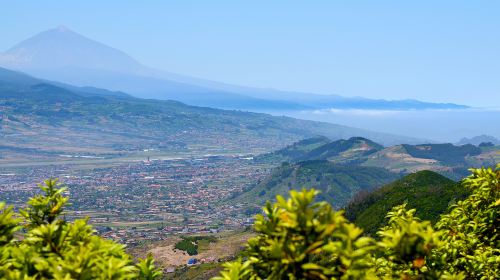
[0,67,414,163]
[303,136,383,163]
[255,137,499,181]
[231,160,400,209]
[344,170,470,235]
[255,136,383,164]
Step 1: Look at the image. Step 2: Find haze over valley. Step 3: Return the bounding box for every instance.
[1,2,499,278]
[2,26,496,144]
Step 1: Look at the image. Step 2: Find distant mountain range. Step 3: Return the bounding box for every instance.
[0,67,426,165]
[457,135,500,146]
[0,26,468,111]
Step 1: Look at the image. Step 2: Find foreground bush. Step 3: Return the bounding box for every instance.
[0,179,162,279]
[214,165,500,279]
[1,165,498,279]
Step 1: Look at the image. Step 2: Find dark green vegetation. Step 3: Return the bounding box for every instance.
[344,170,470,235]
[0,179,162,279]
[0,67,414,165]
[231,160,400,209]
[175,238,198,256]
[215,165,500,279]
[174,236,218,256]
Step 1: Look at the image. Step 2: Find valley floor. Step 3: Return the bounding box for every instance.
[0,155,272,246]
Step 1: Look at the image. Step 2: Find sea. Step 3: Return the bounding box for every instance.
[262,108,500,143]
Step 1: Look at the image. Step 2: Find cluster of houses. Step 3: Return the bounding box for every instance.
[0,155,270,245]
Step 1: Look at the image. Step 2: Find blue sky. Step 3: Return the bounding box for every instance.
[1,1,499,106]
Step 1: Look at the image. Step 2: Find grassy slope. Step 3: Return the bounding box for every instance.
[254,136,331,163]
[231,160,400,209]
[344,170,470,235]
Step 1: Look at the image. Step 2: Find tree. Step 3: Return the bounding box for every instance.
[0,179,162,279]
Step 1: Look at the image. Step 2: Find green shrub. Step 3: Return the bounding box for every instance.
[434,165,500,278]
[175,236,218,256]
[214,165,500,279]
[2,164,498,279]
[0,179,162,279]
[175,238,198,256]
[214,188,378,279]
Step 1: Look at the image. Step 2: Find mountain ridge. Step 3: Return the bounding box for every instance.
[0,67,424,166]
[255,136,384,164]
[256,136,500,179]
[457,135,500,146]
[0,27,468,111]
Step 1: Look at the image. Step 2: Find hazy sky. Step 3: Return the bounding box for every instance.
[1,1,499,106]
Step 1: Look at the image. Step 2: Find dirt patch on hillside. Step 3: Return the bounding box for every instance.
[150,244,192,267]
[129,231,254,268]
